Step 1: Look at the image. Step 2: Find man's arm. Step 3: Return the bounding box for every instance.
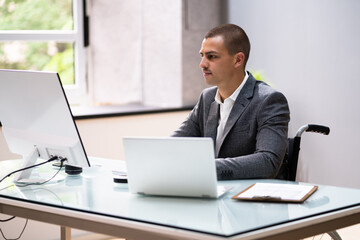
[171,89,215,137]
[171,100,202,137]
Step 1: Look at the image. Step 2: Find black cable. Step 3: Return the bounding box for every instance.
[0,157,66,240]
[0,156,59,184]
[0,218,28,240]
[16,158,67,187]
[0,158,67,192]
[0,217,15,223]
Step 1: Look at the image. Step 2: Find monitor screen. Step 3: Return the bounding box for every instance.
[0,69,90,183]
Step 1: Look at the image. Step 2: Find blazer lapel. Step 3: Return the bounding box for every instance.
[223,95,250,137]
[216,75,256,156]
[205,101,219,149]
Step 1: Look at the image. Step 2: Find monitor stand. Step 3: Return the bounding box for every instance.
[13,147,65,185]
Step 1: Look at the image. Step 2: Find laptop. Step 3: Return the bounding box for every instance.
[123,137,232,198]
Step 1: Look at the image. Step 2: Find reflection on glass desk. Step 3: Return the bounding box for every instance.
[0,157,360,240]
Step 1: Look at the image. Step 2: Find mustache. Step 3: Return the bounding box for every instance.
[202,68,211,73]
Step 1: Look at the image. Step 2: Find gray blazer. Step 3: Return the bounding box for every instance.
[172,73,290,180]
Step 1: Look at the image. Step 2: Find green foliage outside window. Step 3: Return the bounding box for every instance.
[0,0,75,85]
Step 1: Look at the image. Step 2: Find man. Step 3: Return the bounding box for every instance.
[172,24,290,180]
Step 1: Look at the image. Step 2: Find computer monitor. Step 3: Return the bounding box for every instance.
[0,69,90,184]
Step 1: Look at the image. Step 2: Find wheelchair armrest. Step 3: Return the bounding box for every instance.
[307,124,330,135]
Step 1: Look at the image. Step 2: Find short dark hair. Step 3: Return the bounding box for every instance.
[205,24,251,67]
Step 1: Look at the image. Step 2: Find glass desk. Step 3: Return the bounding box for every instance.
[1,157,360,240]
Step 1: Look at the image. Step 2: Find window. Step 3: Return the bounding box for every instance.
[0,0,86,104]
[88,0,220,109]
[1,0,220,112]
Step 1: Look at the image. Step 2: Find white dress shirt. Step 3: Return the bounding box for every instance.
[215,72,249,154]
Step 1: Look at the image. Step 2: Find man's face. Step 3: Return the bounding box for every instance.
[199,35,235,87]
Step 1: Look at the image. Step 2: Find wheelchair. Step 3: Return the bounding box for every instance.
[279,124,341,240]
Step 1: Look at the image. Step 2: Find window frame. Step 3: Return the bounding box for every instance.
[0,0,87,105]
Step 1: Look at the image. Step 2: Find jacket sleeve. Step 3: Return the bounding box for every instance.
[171,94,203,137]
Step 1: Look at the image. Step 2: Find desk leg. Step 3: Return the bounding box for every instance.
[328,231,342,240]
[61,226,71,240]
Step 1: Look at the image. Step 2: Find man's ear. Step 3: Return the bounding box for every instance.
[234,52,245,68]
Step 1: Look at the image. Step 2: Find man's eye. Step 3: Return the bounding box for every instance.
[208,55,216,59]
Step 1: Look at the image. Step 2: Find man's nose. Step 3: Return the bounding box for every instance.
[199,57,207,69]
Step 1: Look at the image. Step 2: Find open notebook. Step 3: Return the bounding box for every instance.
[123,137,232,198]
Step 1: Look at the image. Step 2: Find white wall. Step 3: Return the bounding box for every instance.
[228,0,360,188]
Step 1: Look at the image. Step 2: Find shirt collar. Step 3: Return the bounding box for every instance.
[215,71,249,104]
